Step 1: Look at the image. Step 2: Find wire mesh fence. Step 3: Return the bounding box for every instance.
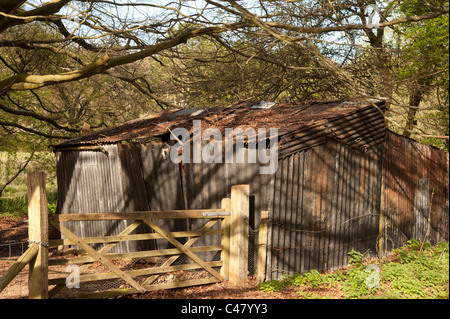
[0,241,30,299]
[47,250,223,298]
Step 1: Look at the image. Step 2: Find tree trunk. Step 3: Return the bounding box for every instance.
[403,88,424,138]
[362,24,393,122]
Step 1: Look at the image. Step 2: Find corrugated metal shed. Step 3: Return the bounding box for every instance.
[52,97,449,279]
[53,97,386,260]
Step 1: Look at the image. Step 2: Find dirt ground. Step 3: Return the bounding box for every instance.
[116,277,302,299]
[1,215,305,299]
[0,215,28,246]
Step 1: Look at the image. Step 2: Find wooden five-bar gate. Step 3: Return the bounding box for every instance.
[0,172,269,299]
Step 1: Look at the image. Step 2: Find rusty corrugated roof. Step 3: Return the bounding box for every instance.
[53,97,386,155]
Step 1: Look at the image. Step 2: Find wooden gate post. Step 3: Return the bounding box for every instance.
[27,171,49,299]
[229,185,249,285]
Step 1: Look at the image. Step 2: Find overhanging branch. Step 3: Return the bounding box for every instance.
[0,54,110,94]
[0,22,249,93]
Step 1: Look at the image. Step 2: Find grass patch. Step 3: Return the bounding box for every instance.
[1,151,58,217]
[258,240,449,299]
[0,190,58,217]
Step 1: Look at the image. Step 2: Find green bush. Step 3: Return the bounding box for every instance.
[257,241,449,299]
[257,279,287,293]
[0,195,27,217]
[0,190,58,216]
[347,249,364,267]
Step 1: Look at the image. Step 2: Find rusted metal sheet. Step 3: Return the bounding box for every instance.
[381,131,449,253]
[267,131,448,280]
[266,139,383,280]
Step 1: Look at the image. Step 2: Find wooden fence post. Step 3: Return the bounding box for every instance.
[229,185,249,285]
[27,171,49,299]
[256,211,269,283]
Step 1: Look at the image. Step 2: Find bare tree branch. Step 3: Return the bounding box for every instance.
[0,145,37,198]
[109,73,180,110]
[0,54,110,93]
[0,120,71,139]
[0,101,80,133]
[0,0,71,33]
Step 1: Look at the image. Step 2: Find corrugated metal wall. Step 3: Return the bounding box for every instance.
[55,144,273,264]
[266,132,449,280]
[180,148,273,268]
[55,143,186,253]
[266,139,382,280]
[131,143,186,250]
[381,131,449,254]
[55,145,145,253]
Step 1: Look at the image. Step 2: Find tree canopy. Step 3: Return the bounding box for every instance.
[0,1,448,155]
